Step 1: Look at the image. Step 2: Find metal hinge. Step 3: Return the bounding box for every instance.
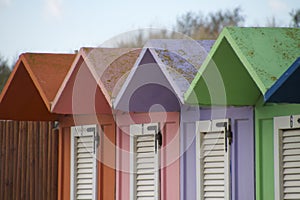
[87,127,99,154]
[216,120,232,152]
[147,125,162,154]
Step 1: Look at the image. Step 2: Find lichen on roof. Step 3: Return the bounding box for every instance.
[225,27,300,91]
[81,47,141,99]
[146,39,215,96]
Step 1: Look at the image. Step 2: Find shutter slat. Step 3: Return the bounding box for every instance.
[203,132,224,139]
[203,144,224,151]
[283,149,300,156]
[281,129,300,200]
[204,156,224,162]
[204,191,225,197]
[283,143,300,150]
[283,193,300,199]
[203,139,224,145]
[284,174,300,181]
[204,185,225,191]
[284,180,300,187]
[283,155,300,162]
[283,136,300,143]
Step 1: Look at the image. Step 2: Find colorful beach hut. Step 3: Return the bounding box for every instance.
[0,53,75,121]
[185,27,300,200]
[51,47,141,200]
[0,53,76,199]
[264,57,300,200]
[113,39,199,200]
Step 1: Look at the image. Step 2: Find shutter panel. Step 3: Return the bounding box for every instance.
[71,125,98,200]
[281,129,300,200]
[136,134,156,199]
[196,120,230,200]
[130,123,160,200]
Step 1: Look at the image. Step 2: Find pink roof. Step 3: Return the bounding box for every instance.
[52,47,141,115]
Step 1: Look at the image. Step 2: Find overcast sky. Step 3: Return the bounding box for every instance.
[0,0,298,66]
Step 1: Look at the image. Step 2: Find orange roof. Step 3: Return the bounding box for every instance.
[52,47,141,115]
[0,53,76,121]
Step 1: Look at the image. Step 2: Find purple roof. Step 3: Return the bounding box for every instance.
[146,39,215,99]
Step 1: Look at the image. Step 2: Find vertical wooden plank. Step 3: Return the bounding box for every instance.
[22,122,31,199]
[0,121,4,200]
[4,121,9,200]
[47,122,52,200]
[42,124,49,199]
[51,125,58,200]
[57,126,63,200]
[40,122,46,200]
[12,121,19,200]
[8,121,13,200]
[34,121,40,200]
[17,122,27,199]
[27,122,34,199]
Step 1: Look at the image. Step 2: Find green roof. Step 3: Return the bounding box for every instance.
[184,27,300,106]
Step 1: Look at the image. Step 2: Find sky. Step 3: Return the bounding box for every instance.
[0,0,298,66]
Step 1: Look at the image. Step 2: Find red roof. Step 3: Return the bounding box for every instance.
[0,53,76,121]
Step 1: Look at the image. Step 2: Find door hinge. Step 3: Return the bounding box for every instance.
[87,127,99,154]
[216,121,232,152]
[147,125,162,153]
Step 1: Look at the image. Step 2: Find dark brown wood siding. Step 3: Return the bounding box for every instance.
[0,121,58,200]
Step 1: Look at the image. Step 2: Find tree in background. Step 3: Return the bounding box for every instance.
[174,7,244,39]
[290,9,300,27]
[0,56,11,92]
[115,7,245,47]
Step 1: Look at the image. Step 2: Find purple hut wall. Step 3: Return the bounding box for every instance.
[180,106,255,200]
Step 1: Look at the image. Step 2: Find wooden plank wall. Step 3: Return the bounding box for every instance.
[0,121,58,200]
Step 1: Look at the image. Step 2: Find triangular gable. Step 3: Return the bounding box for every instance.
[114,40,214,112]
[114,49,181,112]
[265,57,300,103]
[0,53,75,120]
[149,40,214,99]
[185,27,300,106]
[52,48,141,115]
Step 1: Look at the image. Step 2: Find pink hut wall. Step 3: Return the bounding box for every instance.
[116,112,180,200]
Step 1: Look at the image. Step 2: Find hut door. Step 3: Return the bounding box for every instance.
[196,119,231,200]
[71,125,99,200]
[130,123,161,200]
[274,115,300,200]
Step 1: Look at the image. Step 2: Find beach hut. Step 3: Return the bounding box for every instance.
[0,53,75,121]
[113,39,251,200]
[51,47,141,200]
[263,57,300,200]
[0,53,76,199]
[185,27,300,200]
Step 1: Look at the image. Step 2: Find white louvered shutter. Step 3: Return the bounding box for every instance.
[281,129,300,200]
[130,123,160,200]
[71,125,98,200]
[274,115,300,200]
[196,120,230,200]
